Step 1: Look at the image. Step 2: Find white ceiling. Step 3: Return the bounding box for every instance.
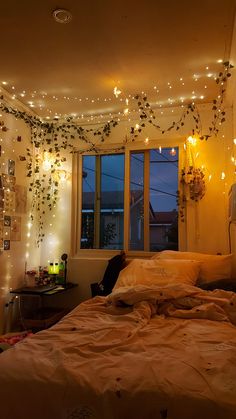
[0,0,236,121]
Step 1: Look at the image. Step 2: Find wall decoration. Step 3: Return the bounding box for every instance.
[10,216,21,241]
[15,185,27,213]
[7,159,15,176]
[3,226,11,239]
[0,219,3,238]
[4,190,15,213]
[2,174,16,191]
[0,189,4,211]
[3,240,10,250]
[4,215,11,227]
[0,62,233,244]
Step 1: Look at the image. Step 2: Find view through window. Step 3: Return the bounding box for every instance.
[80,148,178,251]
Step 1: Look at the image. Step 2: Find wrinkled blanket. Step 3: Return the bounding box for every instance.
[108,283,236,325]
[1,284,236,419]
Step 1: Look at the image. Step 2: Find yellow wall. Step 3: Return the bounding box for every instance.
[65,104,235,302]
[0,92,235,327]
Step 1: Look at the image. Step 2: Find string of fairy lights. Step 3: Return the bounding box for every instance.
[0,60,225,123]
[0,60,235,252]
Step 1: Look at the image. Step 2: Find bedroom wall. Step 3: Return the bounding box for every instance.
[0,100,40,334]
[0,100,233,316]
[64,103,234,303]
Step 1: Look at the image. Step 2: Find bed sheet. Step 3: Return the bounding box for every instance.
[0,283,236,419]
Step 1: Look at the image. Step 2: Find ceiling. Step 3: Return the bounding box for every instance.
[0,0,236,122]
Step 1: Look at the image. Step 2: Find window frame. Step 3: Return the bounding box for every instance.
[71,140,186,258]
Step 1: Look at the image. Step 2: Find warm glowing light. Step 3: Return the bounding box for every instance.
[42,152,53,171]
[159,146,162,153]
[187,135,197,145]
[221,172,226,180]
[113,86,121,98]
[234,138,236,145]
[144,137,149,144]
[169,148,176,156]
[123,108,129,115]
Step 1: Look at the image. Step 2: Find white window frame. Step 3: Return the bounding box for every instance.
[71,140,186,259]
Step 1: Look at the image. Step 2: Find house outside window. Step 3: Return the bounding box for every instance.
[79,147,179,252]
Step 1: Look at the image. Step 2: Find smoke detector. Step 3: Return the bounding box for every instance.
[52,9,72,24]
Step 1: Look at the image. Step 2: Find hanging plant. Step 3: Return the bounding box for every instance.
[177,166,206,222]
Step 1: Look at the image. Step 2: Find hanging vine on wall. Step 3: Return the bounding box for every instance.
[0,62,233,244]
[177,166,206,222]
[129,61,233,141]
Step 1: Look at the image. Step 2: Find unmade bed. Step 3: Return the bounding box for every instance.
[0,252,236,419]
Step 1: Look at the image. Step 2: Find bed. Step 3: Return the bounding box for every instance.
[1,252,236,419]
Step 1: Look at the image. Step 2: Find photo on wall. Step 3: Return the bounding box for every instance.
[2,174,16,191]
[4,190,15,213]
[4,239,10,250]
[8,159,15,176]
[4,215,11,227]
[0,189,4,211]
[11,216,21,241]
[15,185,27,213]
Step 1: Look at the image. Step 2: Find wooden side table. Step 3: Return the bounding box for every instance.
[10,283,78,330]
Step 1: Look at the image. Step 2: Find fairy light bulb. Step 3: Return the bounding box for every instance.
[42,152,52,171]
[113,86,121,98]
[159,146,162,153]
[170,148,176,156]
[187,135,197,145]
[144,137,149,145]
[234,139,236,145]
[221,172,226,180]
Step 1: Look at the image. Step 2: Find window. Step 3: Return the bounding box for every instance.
[81,154,124,249]
[80,147,179,252]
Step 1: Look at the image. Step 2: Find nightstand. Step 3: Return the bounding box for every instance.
[10,282,78,330]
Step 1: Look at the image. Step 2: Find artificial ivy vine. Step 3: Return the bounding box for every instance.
[0,61,233,244]
[177,167,206,222]
[129,61,233,141]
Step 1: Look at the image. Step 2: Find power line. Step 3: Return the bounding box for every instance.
[83,166,177,198]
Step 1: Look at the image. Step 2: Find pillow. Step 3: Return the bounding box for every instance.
[151,250,232,284]
[114,258,201,289]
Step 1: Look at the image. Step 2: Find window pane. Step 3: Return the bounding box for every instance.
[149,148,178,251]
[130,152,144,250]
[100,154,124,249]
[81,156,95,248]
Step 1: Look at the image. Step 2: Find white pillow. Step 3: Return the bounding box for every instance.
[151,250,233,284]
[114,258,201,289]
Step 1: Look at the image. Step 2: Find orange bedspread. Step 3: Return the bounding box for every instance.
[1,284,236,419]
